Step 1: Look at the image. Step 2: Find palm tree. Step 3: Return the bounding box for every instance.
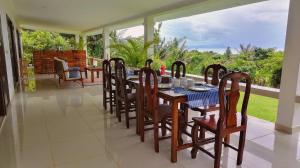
[109,38,153,68]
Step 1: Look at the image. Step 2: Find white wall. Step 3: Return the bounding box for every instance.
[0,2,20,101]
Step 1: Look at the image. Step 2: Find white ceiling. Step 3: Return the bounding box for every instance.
[8,0,265,34]
[10,0,198,33]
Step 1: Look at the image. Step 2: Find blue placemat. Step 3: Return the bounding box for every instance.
[173,86,219,108]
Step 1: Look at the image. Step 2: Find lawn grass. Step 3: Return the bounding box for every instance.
[237,92,278,123]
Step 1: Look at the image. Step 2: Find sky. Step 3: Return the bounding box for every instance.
[118,0,290,53]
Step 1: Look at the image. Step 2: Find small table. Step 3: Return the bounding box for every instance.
[85,66,103,82]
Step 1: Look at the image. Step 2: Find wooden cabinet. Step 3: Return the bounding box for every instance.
[33,50,86,74]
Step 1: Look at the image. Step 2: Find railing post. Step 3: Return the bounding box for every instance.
[144,15,154,57]
[276,0,300,134]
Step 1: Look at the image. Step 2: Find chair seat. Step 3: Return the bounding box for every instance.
[158,104,172,119]
[192,114,218,132]
[191,106,219,112]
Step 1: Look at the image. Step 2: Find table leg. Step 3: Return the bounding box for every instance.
[97,71,100,78]
[85,69,88,79]
[91,70,95,83]
[171,100,179,162]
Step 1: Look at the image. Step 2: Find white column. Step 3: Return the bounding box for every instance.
[276,0,300,134]
[82,35,87,51]
[103,28,110,60]
[144,16,155,57]
[75,34,80,43]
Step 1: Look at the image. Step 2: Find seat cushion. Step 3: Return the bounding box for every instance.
[158,104,172,119]
[192,114,218,132]
[68,67,81,79]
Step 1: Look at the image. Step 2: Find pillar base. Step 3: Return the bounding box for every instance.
[275,123,300,134]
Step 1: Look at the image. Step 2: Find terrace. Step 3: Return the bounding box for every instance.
[1,0,300,168]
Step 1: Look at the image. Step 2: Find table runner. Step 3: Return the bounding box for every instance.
[173,86,219,108]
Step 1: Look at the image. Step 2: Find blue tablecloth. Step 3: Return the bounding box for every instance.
[173,86,219,108]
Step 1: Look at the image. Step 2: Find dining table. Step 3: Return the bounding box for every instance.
[126,76,219,163]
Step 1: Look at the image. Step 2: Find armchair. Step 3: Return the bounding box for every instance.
[54,57,84,87]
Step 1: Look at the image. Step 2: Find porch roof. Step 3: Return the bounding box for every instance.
[5,0,265,34]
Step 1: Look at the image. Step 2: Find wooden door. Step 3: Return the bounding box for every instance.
[7,16,19,88]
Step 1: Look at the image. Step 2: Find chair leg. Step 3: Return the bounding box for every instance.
[125,102,130,128]
[214,134,223,168]
[191,124,200,159]
[237,130,246,165]
[103,91,107,110]
[109,92,113,114]
[161,119,167,136]
[140,108,145,142]
[116,100,122,122]
[200,111,206,139]
[154,121,159,153]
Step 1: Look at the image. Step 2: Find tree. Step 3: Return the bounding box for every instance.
[225,47,232,58]
[87,34,104,58]
[109,38,153,68]
[21,30,72,62]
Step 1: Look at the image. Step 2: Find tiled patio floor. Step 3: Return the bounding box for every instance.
[0,75,300,168]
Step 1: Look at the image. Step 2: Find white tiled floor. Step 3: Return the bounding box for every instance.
[0,75,300,168]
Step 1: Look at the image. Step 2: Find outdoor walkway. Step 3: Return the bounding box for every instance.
[0,75,300,168]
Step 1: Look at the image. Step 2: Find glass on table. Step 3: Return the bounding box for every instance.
[173,77,181,88]
[180,77,187,88]
[157,76,162,83]
[187,79,194,88]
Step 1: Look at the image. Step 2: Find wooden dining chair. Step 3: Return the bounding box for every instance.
[145,59,153,67]
[204,64,228,86]
[115,62,137,128]
[187,64,228,138]
[139,67,185,152]
[109,57,125,85]
[102,59,115,114]
[190,72,251,168]
[109,57,125,71]
[171,60,186,78]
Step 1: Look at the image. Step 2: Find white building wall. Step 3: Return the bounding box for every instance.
[0,2,20,101]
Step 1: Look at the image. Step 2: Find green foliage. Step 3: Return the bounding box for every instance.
[21,30,72,62]
[110,38,153,68]
[238,92,278,122]
[87,34,104,58]
[151,55,166,71]
[70,36,86,50]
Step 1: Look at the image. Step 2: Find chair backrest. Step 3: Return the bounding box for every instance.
[53,58,65,79]
[218,72,251,130]
[102,59,111,90]
[139,67,158,117]
[145,59,153,67]
[115,62,127,100]
[171,61,186,78]
[204,64,227,86]
[109,57,125,71]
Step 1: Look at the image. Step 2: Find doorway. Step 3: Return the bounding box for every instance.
[0,15,9,122]
[6,16,19,88]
